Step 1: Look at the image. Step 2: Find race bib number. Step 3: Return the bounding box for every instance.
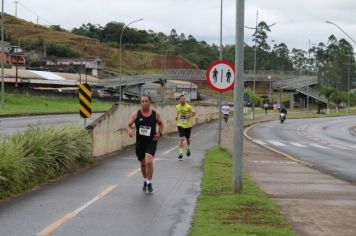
[139,125,151,136]
[180,116,187,123]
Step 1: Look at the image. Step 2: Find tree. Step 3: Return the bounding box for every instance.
[252,21,272,52]
[244,87,262,107]
[291,48,307,72]
[50,25,66,32]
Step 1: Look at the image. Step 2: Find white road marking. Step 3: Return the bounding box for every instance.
[268,141,286,147]
[162,146,178,155]
[290,142,308,147]
[192,131,202,137]
[254,140,267,145]
[36,185,117,236]
[329,144,352,150]
[309,143,329,149]
[249,160,297,164]
[127,159,159,177]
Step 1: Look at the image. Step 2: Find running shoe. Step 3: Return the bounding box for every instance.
[186,148,191,157]
[178,154,183,161]
[143,181,147,192]
[147,183,154,194]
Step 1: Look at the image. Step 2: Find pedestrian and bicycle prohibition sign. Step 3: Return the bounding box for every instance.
[206,60,235,92]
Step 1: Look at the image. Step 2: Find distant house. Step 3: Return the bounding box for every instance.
[125,80,198,101]
[43,57,103,77]
[0,42,26,66]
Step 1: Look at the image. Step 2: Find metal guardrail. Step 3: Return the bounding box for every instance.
[95,75,163,87]
[164,69,307,81]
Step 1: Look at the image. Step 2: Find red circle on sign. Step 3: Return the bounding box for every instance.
[205,60,236,92]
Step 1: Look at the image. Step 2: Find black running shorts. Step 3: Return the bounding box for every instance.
[177,126,192,139]
[135,142,157,161]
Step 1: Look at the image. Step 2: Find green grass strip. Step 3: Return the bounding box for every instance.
[0,94,113,116]
[189,148,296,236]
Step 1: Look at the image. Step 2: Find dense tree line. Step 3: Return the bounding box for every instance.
[68,21,355,90]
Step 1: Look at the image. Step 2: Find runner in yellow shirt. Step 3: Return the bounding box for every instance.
[176,94,195,161]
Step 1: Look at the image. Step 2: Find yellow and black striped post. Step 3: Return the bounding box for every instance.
[79,83,92,118]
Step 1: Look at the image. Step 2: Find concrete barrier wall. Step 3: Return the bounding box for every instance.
[87,103,219,157]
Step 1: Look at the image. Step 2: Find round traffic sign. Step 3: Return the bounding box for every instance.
[205,60,235,92]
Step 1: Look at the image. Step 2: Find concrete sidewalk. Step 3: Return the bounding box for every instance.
[221,117,356,236]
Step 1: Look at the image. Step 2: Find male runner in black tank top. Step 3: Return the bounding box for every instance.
[127,95,164,194]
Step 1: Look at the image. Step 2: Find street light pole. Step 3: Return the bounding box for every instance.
[246,19,276,119]
[252,10,258,119]
[119,18,143,102]
[326,21,356,44]
[347,54,351,113]
[326,20,356,113]
[1,0,4,108]
[119,18,143,76]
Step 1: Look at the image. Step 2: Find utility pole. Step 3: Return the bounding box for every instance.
[36,15,39,24]
[234,0,245,193]
[14,0,18,17]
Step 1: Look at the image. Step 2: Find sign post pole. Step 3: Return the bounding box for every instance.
[206,60,235,143]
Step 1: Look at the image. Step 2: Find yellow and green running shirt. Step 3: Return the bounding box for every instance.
[176,103,194,128]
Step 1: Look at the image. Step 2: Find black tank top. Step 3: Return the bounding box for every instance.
[134,109,157,144]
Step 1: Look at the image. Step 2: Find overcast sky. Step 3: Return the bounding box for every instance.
[6,0,356,51]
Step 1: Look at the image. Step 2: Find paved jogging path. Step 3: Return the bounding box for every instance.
[0,121,218,236]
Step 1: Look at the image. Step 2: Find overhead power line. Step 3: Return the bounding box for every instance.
[17,2,52,25]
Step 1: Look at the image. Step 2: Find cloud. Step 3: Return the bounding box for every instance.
[6,0,356,50]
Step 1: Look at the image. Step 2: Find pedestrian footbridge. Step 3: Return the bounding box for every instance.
[95,69,326,106]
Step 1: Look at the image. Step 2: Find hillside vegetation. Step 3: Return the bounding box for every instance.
[3,16,197,75]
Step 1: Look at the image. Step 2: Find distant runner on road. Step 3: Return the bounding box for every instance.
[222,103,230,123]
[176,94,195,161]
[127,95,164,194]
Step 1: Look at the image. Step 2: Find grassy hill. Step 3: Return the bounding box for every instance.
[4,16,197,75]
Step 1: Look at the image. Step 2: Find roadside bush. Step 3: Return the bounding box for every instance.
[0,125,93,197]
[46,42,80,58]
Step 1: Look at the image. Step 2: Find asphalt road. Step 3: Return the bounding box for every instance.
[0,121,218,236]
[0,113,102,137]
[246,115,356,183]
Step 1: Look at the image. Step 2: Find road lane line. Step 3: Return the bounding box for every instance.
[329,144,352,150]
[127,159,159,177]
[254,140,267,145]
[192,131,202,137]
[290,142,308,147]
[268,141,286,147]
[36,185,117,236]
[162,146,178,155]
[244,124,314,167]
[309,143,329,149]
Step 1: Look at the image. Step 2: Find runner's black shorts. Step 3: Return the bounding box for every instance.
[135,142,157,161]
[177,126,192,139]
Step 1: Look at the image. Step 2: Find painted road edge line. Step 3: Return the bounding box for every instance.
[36,185,117,236]
[244,123,314,168]
[127,159,159,177]
[162,145,178,155]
